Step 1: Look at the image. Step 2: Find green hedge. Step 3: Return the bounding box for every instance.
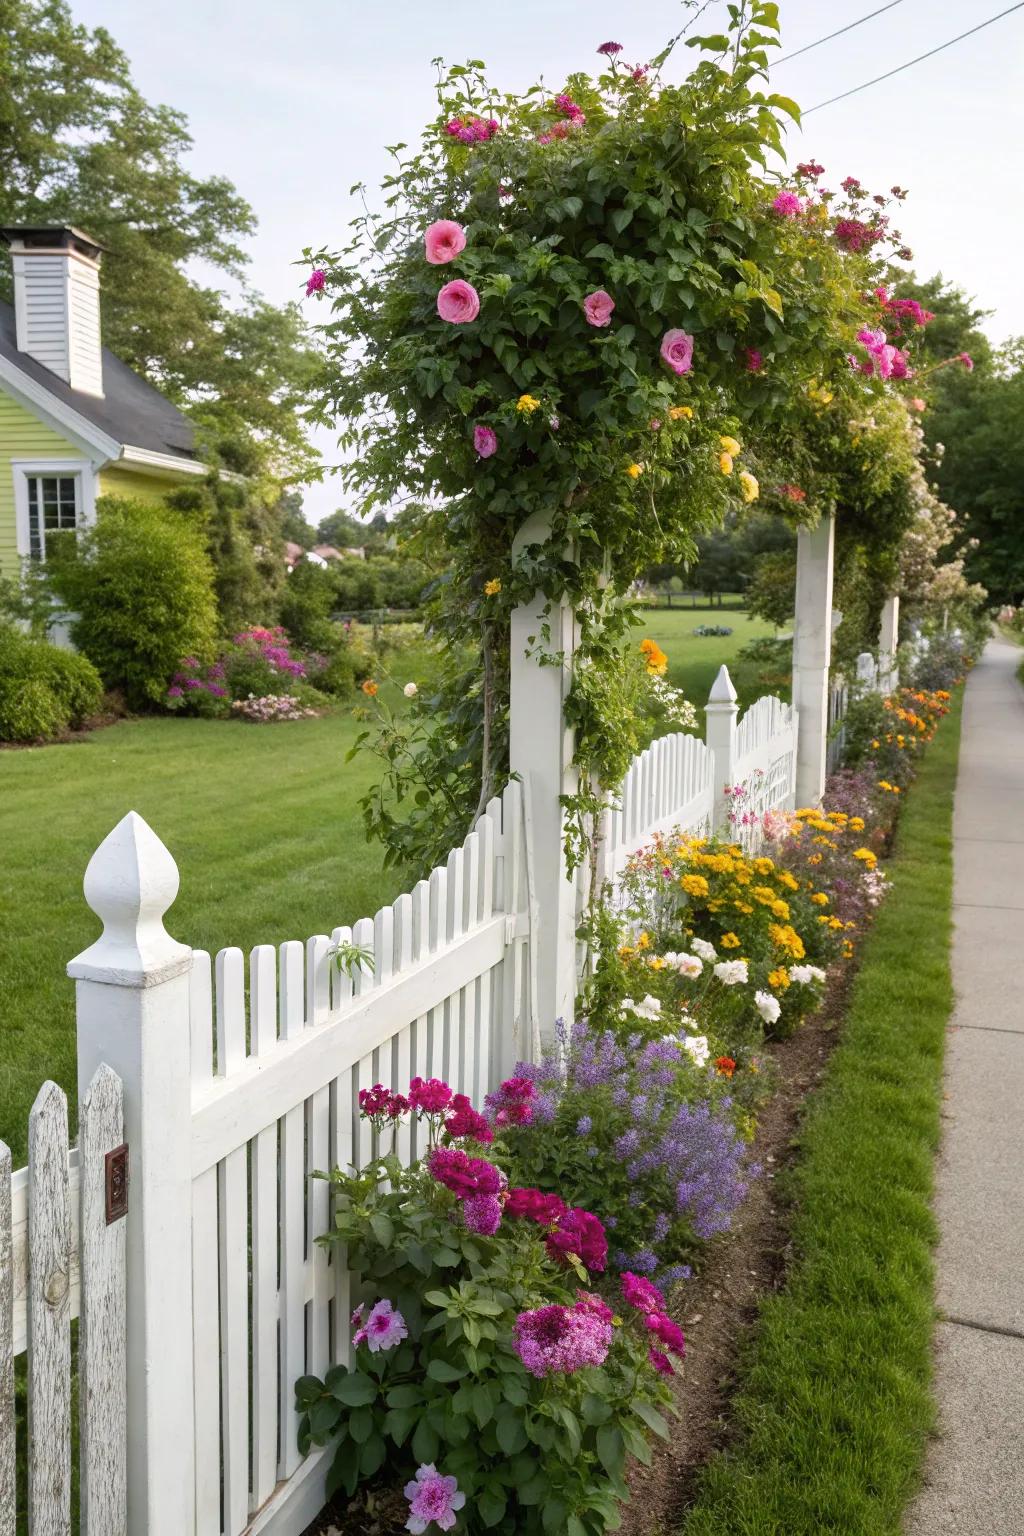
[0,626,104,743]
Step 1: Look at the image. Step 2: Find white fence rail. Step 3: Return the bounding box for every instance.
[1,1069,127,1536]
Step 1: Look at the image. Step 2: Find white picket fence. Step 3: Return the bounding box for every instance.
[3,663,804,1536]
[1,1069,126,1536]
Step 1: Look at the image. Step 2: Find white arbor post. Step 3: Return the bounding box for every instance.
[792,514,835,806]
[705,664,739,833]
[509,512,579,1046]
[856,651,878,690]
[879,593,900,691]
[69,812,196,1536]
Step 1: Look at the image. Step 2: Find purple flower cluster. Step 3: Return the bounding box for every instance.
[233,626,307,679]
[513,1300,611,1378]
[166,656,228,704]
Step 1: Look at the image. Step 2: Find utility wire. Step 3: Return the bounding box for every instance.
[773,2,907,66]
[803,2,1024,113]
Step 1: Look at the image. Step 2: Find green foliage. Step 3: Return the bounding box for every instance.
[47,497,218,708]
[745,549,795,630]
[306,4,888,873]
[0,0,319,475]
[0,623,103,742]
[163,469,289,633]
[300,1147,672,1533]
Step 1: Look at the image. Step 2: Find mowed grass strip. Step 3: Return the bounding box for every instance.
[681,688,964,1536]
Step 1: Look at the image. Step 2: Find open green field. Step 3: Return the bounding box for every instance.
[0,611,778,1161]
[639,607,784,709]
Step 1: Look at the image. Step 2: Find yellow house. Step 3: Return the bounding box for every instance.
[0,226,206,578]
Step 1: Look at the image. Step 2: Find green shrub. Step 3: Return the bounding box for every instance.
[309,647,355,697]
[0,625,103,743]
[48,498,218,709]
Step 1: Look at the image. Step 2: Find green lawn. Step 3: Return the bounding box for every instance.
[0,709,408,1162]
[638,607,784,710]
[680,687,964,1536]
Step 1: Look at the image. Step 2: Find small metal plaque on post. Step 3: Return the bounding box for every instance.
[105,1143,129,1223]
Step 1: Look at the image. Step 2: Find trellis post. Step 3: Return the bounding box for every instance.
[792,513,835,806]
[68,812,196,1536]
[705,663,739,833]
[508,512,579,1048]
[879,593,900,692]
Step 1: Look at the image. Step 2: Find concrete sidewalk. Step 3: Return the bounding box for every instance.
[906,637,1024,1535]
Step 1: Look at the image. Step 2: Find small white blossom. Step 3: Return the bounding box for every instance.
[788,964,826,986]
[682,1034,710,1069]
[691,938,718,962]
[754,989,782,1024]
[713,959,748,987]
[621,994,662,1021]
[662,951,703,979]
[403,682,419,698]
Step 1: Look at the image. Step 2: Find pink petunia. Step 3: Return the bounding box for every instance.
[437,279,480,324]
[361,1298,408,1353]
[583,289,616,327]
[473,424,497,459]
[404,1466,465,1535]
[660,329,694,375]
[424,220,467,266]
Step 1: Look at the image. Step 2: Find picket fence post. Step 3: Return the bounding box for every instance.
[879,593,900,691]
[705,664,738,833]
[508,512,578,1047]
[68,812,196,1536]
[792,513,835,806]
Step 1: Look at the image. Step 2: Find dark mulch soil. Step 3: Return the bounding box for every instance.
[303,974,853,1536]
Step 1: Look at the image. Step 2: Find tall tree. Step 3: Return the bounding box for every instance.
[0,0,318,476]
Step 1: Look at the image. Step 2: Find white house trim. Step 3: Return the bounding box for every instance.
[11,456,97,558]
[118,445,207,479]
[0,351,117,462]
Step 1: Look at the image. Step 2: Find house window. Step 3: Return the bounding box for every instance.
[26,475,81,559]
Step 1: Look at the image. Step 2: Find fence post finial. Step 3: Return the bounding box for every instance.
[705,666,739,831]
[69,811,191,987]
[68,814,196,1536]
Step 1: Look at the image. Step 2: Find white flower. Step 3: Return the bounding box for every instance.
[713,959,748,987]
[788,964,826,986]
[682,1034,710,1069]
[662,951,703,979]
[754,989,782,1024]
[691,938,717,962]
[621,994,662,1021]
[403,682,418,698]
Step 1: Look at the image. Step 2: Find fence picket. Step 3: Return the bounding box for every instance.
[1,1141,13,1536]
[189,951,221,1536]
[392,897,414,1164]
[351,916,377,1170]
[446,846,466,1091]
[27,1081,71,1536]
[250,943,280,1512]
[329,926,354,1371]
[306,935,333,1381]
[409,881,431,1160]
[78,1065,127,1536]
[278,939,306,1480]
[216,948,250,1535]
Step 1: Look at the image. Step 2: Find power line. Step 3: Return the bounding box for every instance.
[803,2,1024,113]
[773,2,907,66]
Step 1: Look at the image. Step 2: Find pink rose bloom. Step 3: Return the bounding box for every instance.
[473,424,497,458]
[583,289,615,327]
[745,348,763,372]
[910,396,927,412]
[660,329,694,375]
[959,352,974,372]
[424,220,467,266]
[437,279,480,324]
[305,269,326,297]
[771,191,803,218]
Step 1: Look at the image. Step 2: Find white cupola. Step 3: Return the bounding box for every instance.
[2,226,106,397]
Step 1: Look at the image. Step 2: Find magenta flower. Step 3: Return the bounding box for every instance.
[473,424,497,459]
[744,348,763,373]
[462,1192,502,1235]
[437,279,480,324]
[167,685,183,698]
[646,1311,686,1356]
[353,1298,408,1353]
[404,1465,465,1534]
[660,329,695,375]
[583,289,615,328]
[621,1271,666,1314]
[408,1077,453,1114]
[358,1084,409,1120]
[841,176,861,192]
[649,1347,674,1376]
[597,41,623,55]
[505,1186,567,1224]
[546,1207,608,1272]
[576,1290,614,1323]
[513,1303,612,1377]
[424,220,467,266]
[959,352,974,372]
[796,161,824,178]
[305,269,326,297]
[444,1093,493,1142]
[428,1146,503,1198]
[771,191,803,218]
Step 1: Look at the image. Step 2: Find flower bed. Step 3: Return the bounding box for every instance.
[298,675,962,1535]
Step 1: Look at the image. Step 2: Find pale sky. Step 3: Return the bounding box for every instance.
[73,0,1024,524]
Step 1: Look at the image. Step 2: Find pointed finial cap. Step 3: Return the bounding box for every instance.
[67,812,191,987]
[707,664,738,706]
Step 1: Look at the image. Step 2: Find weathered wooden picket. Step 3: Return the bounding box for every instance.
[1,1069,126,1536]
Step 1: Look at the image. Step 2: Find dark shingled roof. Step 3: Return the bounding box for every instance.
[0,299,197,461]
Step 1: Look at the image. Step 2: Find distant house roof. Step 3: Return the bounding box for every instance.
[0,299,197,462]
[312,544,345,562]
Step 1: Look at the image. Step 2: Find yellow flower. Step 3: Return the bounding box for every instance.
[768,967,790,991]
[626,462,645,479]
[738,471,760,504]
[361,679,379,697]
[516,393,541,414]
[849,817,865,831]
[720,932,741,949]
[680,874,709,898]
[853,847,877,867]
[769,922,806,959]
[829,917,844,930]
[484,578,502,596]
[669,405,693,420]
[771,900,791,920]
[648,956,666,971]
[777,871,799,892]
[811,892,829,906]
[636,931,651,950]
[733,901,754,914]
[753,857,775,875]
[719,451,734,476]
[640,638,668,676]
[808,852,822,865]
[720,435,742,456]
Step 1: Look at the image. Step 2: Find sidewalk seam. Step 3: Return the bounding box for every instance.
[943,1315,1024,1345]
